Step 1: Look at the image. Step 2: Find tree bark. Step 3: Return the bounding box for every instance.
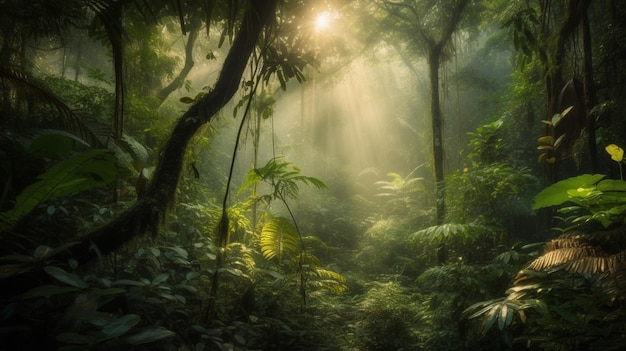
[429,47,445,224]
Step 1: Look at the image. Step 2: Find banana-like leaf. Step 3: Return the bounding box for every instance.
[532,174,606,210]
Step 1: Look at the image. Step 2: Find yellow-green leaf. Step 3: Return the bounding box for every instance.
[606,144,624,162]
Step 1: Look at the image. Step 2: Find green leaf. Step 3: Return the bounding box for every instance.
[44,266,89,289]
[123,326,175,345]
[597,179,626,192]
[28,133,73,157]
[102,314,140,338]
[532,174,606,210]
[151,273,169,286]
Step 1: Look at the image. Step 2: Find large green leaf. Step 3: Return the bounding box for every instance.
[44,266,89,289]
[532,174,606,210]
[102,314,140,338]
[0,149,117,229]
[123,326,175,345]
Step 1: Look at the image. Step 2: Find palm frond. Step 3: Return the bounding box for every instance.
[520,231,626,276]
[1,68,104,147]
[526,246,604,272]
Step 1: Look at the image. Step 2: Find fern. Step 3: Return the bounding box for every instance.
[259,216,300,264]
[0,149,118,230]
[308,267,348,294]
[237,157,327,201]
[411,222,494,243]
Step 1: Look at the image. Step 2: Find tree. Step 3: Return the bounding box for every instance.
[381,0,472,223]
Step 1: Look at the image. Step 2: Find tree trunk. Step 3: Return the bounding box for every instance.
[429,48,445,224]
[581,4,597,173]
[156,14,202,105]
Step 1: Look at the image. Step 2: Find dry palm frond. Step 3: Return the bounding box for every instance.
[521,229,626,277]
[544,231,588,250]
[526,245,605,272]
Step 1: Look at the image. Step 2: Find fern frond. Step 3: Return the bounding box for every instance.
[260,216,300,264]
[308,267,348,294]
[411,222,492,243]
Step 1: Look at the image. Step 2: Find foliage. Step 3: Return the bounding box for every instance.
[467,119,506,165]
[536,106,574,166]
[352,281,422,351]
[416,258,519,351]
[412,222,497,243]
[532,174,626,229]
[466,227,626,350]
[238,157,327,203]
[355,218,422,278]
[0,142,118,231]
[374,172,426,216]
[260,215,300,264]
[445,119,538,228]
[444,163,537,226]
[43,75,114,121]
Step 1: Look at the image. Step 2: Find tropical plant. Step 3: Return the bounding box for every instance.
[352,281,422,351]
[237,159,346,309]
[374,172,426,216]
[445,119,538,229]
[465,225,626,350]
[532,173,626,230]
[537,106,574,167]
[467,119,506,165]
[606,143,625,179]
[0,134,118,232]
[239,157,328,205]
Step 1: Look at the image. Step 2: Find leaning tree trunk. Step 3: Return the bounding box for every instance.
[1,0,278,295]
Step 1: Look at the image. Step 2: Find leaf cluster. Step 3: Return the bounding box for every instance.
[533,174,626,229]
[238,157,327,204]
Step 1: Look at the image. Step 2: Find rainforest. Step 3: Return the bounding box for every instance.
[1,1,625,350]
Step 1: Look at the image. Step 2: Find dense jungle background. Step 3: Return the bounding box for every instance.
[1,0,626,350]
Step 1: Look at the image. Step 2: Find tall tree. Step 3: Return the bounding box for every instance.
[382,0,471,223]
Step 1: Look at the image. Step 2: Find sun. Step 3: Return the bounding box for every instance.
[314,11,331,32]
